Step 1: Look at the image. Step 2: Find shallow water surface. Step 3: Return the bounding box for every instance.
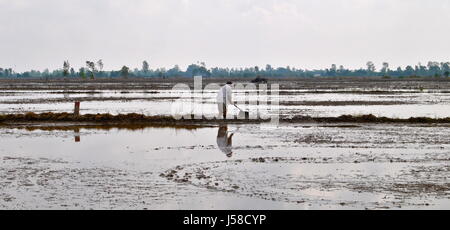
[0,123,448,209]
[1,89,449,118]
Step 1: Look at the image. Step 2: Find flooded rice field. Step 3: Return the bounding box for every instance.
[0,79,449,118]
[0,123,448,209]
[0,79,449,209]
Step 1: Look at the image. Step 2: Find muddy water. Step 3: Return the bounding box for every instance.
[0,89,449,118]
[0,123,448,209]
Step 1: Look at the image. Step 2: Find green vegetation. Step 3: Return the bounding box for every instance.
[120,66,130,79]
[62,60,70,79]
[1,61,450,79]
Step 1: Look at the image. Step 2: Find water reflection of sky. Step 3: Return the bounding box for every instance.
[1,90,449,118]
[0,124,448,209]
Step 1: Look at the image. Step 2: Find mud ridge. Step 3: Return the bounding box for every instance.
[1,112,449,124]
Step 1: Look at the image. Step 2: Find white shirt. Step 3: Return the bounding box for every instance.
[216,85,232,104]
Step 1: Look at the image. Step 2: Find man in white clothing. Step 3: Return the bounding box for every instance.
[216,81,234,119]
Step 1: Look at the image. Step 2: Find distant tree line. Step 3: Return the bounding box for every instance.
[1,60,449,79]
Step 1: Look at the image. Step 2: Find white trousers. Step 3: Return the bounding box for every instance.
[217,102,227,118]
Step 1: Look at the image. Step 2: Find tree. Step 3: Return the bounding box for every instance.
[265,64,273,77]
[3,68,14,77]
[186,64,210,77]
[142,60,149,73]
[41,68,49,81]
[121,66,130,79]
[63,60,70,79]
[329,64,337,76]
[167,65,181,77]
[86,61,96,79]
[441,62,450,73]
[444,71,449,78]
[415,62,427,76]
[79,67,86,79]
[405,65,414,76]
[96,59,104,72]
[381,62,389,75]
[366,61,375,73]
[70,68,75,77]
[427,61,440,76]
[8,60,450,79]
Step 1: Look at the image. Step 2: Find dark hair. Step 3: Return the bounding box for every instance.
[226,81,233,85]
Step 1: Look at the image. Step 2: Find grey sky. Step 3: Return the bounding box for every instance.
[1,0,449,72]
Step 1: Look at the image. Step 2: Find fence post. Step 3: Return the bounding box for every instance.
[74,101,80,116]
[74,128,80,142]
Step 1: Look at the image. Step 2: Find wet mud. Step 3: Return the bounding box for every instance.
[0,156,191,209]
[1,112,449,125]
[1,78,449,209]
[0,122,448,209]
[161,158,449,209]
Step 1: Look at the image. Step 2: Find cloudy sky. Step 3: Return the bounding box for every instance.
[1,0,449,72]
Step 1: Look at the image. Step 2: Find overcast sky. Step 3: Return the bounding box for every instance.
[1,0,449,72]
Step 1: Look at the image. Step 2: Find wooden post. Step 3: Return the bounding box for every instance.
[74,101,80,116]
[74,128,80,142]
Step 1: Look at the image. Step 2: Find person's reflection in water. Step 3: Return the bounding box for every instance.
[216,124,234,157]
